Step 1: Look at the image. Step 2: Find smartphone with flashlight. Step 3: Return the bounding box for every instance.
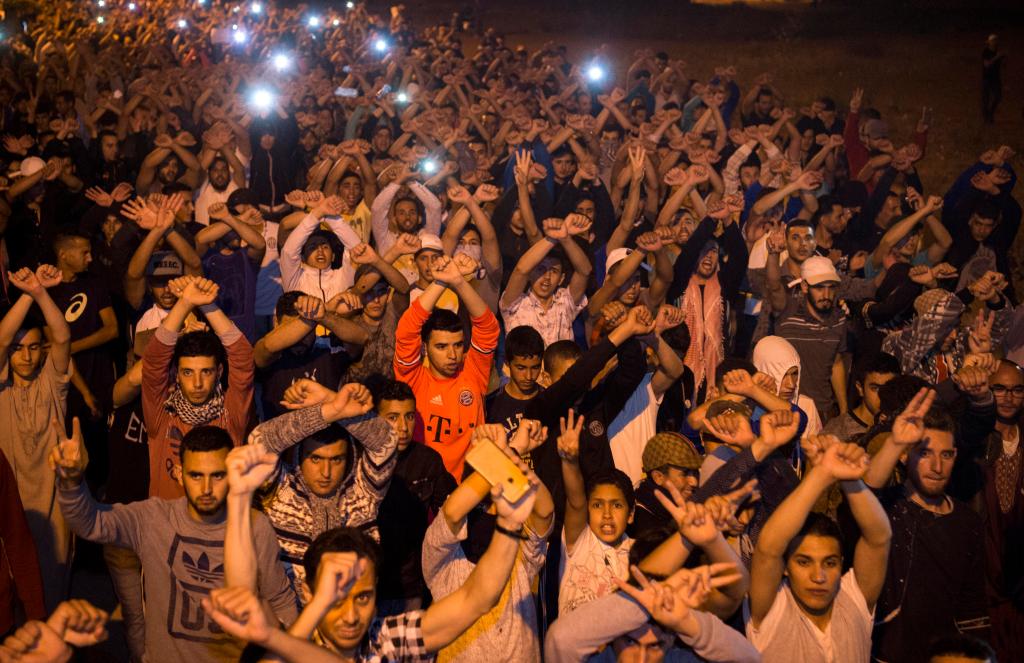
[418,158,438,174]
[334,87,358,98]
[465,439,530,503]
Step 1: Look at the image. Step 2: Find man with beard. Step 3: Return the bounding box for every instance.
[52,416,298,662]
[865,388,990,663]
[776,256,851,420]
[135,132,202,196]
[981,360,1024,662]
[194,155,241,226]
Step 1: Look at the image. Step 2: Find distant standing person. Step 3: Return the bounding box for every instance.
[982,34,1005,124]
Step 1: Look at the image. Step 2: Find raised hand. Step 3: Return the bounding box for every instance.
[622,305,656,336]
[655,305,685,334]
[818,442,869,481]
[615,563,742,635]
[968,308,996,354]
[564,213,592,236]
[758,409,800,449]
[601,301,628,329]
[703,478,759,534]
[510,419,547,456]
[295,295,326,322]
[311,551,367,608]
[891,387,935,447]
[328,292,363,317]
[752,372,777,395]
[656,481,718,547]
[280,379,334,410]
[349,243,379,265]
[393,233,422,256]
[325,383,374,420]
[491,458,540,528]
[46,599,109,648]
[721,369,756,397]
[181,277,219,307]
[84,187,114,207]
[201,587,275,647]
[35,264,62,289]
[452,252,480,278]
[908,265,934,286]
[0,620,71,663]
[556,409,584,463]
[953,364,992,400]
[474,183,500,202]
[226,443,279,495]
[542,217,569,240]
[47,417,87,484]
[704,411,756,448]
[636,231,663,253]
[430,255,464,285]
[111,182,134,202]
[800,434,840,468]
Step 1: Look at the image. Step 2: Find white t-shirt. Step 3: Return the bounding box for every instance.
[745,569,873,663]
[608,373,664,486]
[558,526,633,616]
[135,304,170,335]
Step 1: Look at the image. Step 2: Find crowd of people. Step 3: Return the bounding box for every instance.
[0,0,1019,662]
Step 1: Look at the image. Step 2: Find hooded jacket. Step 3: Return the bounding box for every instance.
[752,335,822,438]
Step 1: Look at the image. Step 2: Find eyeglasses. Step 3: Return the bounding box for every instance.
[991,384,1024,397]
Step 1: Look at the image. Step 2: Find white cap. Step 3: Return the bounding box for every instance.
[605,247,651,278]
[800,255,840,286]
[416,233,444,255]
[18,156,45,178]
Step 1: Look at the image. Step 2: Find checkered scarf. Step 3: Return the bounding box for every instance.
[164,384,225,426]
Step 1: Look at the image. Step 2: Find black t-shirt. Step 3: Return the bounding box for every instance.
[485,386,536,438]
[104,399,149,504]
[258,344,351,419]
[377,443,456,601]
[49,274,117,409]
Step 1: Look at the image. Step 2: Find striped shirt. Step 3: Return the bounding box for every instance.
[777,301,848,417]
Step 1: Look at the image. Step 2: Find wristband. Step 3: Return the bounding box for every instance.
[545,236,560,245]
[198,304,219,315]
[433,279,449,289]
[494,523,529,541]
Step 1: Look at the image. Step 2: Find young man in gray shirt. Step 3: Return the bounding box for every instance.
[51,417,299,662]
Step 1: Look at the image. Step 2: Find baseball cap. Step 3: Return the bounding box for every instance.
[415,233,444,256]
[801,256,840,286]
[863,119,889,140]
[642,432,702,474]
[17,156,45,178]
[605,247,652,278]
[146,253,184,280]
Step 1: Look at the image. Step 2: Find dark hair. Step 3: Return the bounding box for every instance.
[505,326,544,360]
[585,469,636,511]
[299,424,354,466]
[543,340,582,373]
[303,527,382,586]
[421,309,464,344]
[392,194,426,226]
[162,181,192,196]
[784,512,844,561]
[179,425,233,462]
[172,331,227,370]
[550,144,574,160]
[853,352,901,386]
[785,217,815,232]
[925,635,996,662]
[97,128,119,143]
[372,378,415,408]
[875,375,931,426]
[275,291,304,319]
[53,232,89,253]
[972,199,1001,222]
[661,323,690,356]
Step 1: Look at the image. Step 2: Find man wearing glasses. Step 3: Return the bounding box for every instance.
[984,360,1024,663]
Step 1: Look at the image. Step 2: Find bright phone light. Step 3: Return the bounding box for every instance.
[332,18,340,26]
[272,53,291,71]
[396,92,409,103]
[346,1,354,7]
[307,15,321,27]
[251,88,275,111]
[128,2,136,10]
[233,30,247,44]
[97,0,105,7]
[586,64,605,82]
[250,2,261,13]
[373,38,388,52]
[177,18,187,28]
[96,15,105,23]
[421,159,437,174]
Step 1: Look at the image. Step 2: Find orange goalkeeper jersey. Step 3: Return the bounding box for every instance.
[393,301,499,481]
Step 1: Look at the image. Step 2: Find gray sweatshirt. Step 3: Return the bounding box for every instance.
[58,483,298,663]
[543,590,761,663]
